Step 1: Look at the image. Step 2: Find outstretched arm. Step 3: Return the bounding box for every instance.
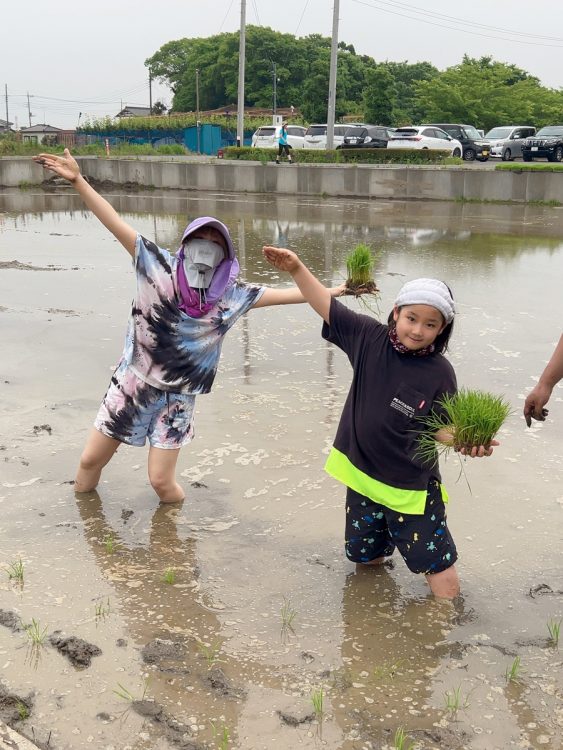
[251,282,346,309]
[523,333,563,426]
[33,149,137,256]
[262,246,333,322]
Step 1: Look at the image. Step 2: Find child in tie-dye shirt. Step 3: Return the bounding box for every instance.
[34,149,344,504]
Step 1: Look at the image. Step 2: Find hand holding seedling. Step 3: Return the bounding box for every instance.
[435,429,499,457]
[33,148,80,183]
[262,245,301,273]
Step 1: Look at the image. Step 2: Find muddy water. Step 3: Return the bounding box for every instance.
[0,189,562,750]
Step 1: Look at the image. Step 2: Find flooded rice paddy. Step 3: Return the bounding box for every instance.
[0,188,562,750]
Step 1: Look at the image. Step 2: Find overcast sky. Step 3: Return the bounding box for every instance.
[3,0,563,130]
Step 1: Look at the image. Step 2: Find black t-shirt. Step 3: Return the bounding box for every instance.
[322,298,457,492]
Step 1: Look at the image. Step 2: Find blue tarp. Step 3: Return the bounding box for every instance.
[81,125,253,155]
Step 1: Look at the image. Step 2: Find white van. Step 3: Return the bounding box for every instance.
[303,124,354,149]
[251,125,306,149]
[485,125,536,160]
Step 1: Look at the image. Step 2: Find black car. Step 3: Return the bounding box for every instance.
[426,123,490,161]
[337,125,394,149]
[522,126,563,162]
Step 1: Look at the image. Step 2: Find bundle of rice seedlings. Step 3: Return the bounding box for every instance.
[344,243,379,296]
[416,388,511,464]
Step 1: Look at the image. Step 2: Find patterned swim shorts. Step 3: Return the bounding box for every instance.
[94,361,196,450]
[345,479,458,575]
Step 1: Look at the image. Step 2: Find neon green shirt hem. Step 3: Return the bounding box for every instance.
[324,447,448,515]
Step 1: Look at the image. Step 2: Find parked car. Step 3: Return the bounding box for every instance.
[337,125,395,149]
[251,125,306,149]
[425,123,490,161]
[485,126,536,161]
[521,126,563,162]
[386,126,462,156]
[303,124,355,149]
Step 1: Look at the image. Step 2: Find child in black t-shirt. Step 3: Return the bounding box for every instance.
[263,245,499,599]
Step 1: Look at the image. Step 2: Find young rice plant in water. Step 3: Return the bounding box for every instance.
[394,727,416,750]
[547,618,561,646]
[416,388,511,464]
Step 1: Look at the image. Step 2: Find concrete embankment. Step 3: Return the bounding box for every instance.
[1,156,562,203]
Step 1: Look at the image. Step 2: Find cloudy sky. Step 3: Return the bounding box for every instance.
[2,0,562,130]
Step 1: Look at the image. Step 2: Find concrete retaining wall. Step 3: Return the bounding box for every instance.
[1,156,562,203]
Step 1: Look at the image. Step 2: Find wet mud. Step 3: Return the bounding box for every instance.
[0,189,562,749]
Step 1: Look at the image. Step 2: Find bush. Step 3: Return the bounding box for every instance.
[222,146,452,165]
[495,162,563,172]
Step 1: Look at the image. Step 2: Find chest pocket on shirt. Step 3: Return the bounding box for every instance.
[388,384,431,429]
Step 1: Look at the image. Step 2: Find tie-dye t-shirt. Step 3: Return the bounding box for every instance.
[120,234,265,394]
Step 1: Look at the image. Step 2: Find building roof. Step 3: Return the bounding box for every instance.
[21,124,63,133]
[0,118,13,129]
[116,106,152,118]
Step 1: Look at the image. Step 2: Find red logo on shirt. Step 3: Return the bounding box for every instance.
[418,400,426,409]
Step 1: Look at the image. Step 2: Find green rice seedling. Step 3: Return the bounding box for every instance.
[197,640,222,668]
[344,243,379,296]
[16,701,30,721]
[102,533,118,554]
[443,685,469,717]
[372,659,405,680]
[416,388,511,465]
[94,597,111,620]
[310,686,325,720]
[6,557,25,583]
[23,618,48,646]
[280,596,297,630]
[113,677,149,702]
[211,722,230,750]
[162,567,176,585]
[505,656,523,683]
[547,619,561,647]
[393,726,416,750]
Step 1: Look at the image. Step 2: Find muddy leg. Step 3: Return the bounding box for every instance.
[148,447,184,503]
[75,429,121,492]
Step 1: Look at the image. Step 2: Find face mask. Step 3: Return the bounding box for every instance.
[183,238,225,288]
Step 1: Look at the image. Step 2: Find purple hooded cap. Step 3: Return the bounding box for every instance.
[177,216,239,318]
[180,216,236,259]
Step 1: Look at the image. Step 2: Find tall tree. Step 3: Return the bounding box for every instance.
[363,66,397,125]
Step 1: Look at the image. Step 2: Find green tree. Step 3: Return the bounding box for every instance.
[363,66,397,125]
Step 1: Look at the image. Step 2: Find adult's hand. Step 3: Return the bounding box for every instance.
[523,383,551,427]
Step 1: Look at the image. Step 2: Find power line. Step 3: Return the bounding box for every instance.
[361,0,563,42]
[352,0,563,48]
[294,0,312,36]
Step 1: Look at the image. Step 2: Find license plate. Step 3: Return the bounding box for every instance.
[482,150,489,156]
[532,146,538,151]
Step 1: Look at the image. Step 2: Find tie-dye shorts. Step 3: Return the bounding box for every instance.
[345,479,457,575]
[94,362,196,450]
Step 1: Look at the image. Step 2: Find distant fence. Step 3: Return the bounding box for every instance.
[76,125,253,154]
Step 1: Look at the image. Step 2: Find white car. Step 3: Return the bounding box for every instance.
[251,125,306,149]
[485,125,536,160]
[387,126,462,156]
[303,124,359,149]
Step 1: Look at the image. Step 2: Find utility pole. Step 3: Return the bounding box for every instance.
[236,0,246,147]
[326,0,340,150]
[196,67,201,154]
[149,72,153,115]
[27,91,33,127]
[4,84,8,129]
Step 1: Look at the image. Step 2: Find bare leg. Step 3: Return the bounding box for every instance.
[426,565,460,599]
[147,446,184,504]
[75,429,121,492]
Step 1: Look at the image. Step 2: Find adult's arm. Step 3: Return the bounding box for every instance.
[523,334,563,425]
[33,149,137,256]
